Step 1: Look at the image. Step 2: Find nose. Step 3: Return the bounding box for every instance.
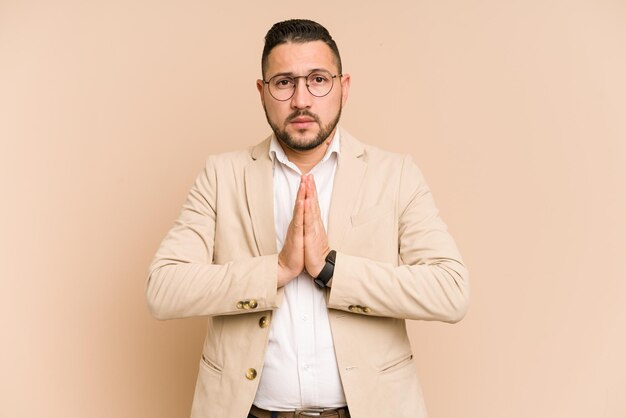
[290,76,312,109]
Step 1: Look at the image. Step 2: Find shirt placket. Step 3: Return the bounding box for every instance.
[296,270,318,406]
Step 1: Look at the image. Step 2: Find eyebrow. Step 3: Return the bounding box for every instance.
[267,68,331,79]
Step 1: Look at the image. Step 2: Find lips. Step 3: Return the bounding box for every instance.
[288,115,317,130]
[290,117,315,123]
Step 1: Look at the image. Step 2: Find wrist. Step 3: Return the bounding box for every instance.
[308,261,325,278]
[313,250,336,288]
[309,248,331,277]
[277,258,300,288]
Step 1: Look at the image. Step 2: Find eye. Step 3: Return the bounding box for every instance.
[272,77,295,89]
[308,73,329,85]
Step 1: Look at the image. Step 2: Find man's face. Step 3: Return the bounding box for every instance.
[257,41,350,152]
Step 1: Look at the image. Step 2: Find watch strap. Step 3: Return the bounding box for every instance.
[314,250,336,288]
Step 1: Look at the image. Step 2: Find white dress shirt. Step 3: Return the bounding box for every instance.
[253,130,347,410]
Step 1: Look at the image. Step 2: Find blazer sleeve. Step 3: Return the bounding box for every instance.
[327,155,470,322]
[146,156,279,320]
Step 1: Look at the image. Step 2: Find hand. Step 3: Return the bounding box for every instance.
[303,175,330,278]
[277,180,305,287]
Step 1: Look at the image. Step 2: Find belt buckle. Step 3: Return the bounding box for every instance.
[295,408,325,417]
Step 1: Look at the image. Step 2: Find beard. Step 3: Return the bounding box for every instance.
[265,107,342,152]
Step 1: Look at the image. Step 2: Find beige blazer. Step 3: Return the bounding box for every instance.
[147,129,469,418]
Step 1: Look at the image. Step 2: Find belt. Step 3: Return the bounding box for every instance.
[249,404,350,418]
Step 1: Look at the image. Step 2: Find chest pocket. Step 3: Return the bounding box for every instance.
[351,203,394,227]
[345,203,396,262]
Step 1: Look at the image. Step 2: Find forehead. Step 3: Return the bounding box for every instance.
[265,40,338,76]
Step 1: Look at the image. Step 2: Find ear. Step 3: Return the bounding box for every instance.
[339,73,351,106]
[256,79,265,105]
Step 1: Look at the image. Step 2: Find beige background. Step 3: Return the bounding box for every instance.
[1,0,625,417]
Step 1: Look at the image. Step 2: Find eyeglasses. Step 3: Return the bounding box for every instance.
[263,70,341,101]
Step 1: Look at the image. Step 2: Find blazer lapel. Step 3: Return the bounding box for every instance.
[327,129,367,250]
[244,137,277,257]
[245,136,286,306]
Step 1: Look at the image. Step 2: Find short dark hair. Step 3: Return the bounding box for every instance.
[261,19,342,77]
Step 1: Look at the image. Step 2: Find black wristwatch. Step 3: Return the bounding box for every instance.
[314,250,336,288]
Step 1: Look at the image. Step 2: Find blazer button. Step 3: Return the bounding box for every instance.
[236,301,244,309]
[363,307,371,313]
[245,368,257,380]
[248,299,258,309]
[259,316,269,328]
[348,305,357,312]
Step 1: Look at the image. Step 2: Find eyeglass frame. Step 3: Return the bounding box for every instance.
[262,70,343,101]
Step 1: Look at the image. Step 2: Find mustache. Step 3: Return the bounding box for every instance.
[285,110,321,124]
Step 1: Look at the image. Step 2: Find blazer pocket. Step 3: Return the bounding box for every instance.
[351,203,394,227]
[378,353,413,374]
[200,353,223,374]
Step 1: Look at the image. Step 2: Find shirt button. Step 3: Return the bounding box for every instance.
[259,316,269,328]
[301,315,308,322]
[245,368,257,380]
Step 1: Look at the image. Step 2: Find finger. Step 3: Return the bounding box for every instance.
[303,197,313,227]
[292,181,305,224]
[305,176,321,218]
[293,197,304,228]
[296,176,306,202]
[307,174,319,201]
[304,198,322,236]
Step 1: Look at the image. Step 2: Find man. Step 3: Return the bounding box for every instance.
[147,19,469,418]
